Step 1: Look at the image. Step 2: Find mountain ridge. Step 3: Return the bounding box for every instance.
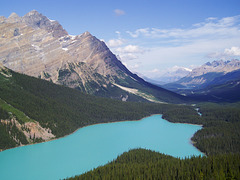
[164,59,240,89]
[162,60,240,102]
[147,66,192,85]
[0,10,188,103]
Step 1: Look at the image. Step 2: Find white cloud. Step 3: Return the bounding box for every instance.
[126,28,150,38]
[107,15,240,78]
[130,64,140,69]
[114,9,125,16]
[107,31,126,48]
[224,46,240,56]
[146,66,192,79]
[207,46,240,59]
[121,53,138,60]
[107,39,125,47]
[116,45,144,54]
[167,66,192,72]
[150,68,160,73]
[106,32,145,62]
[112,45,146,62]
[121,62,140,72]
[115,31,121,35]
[126,15,240,39]
[206,17,217,21]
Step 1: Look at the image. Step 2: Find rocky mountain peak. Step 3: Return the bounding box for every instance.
[188,59,240,78]
[227,59,240,66]
[0,10,186,103]
[82,31,91,36]
[150,66,192,84]
[0,16,6,24]
[204,60,240,68]
[25,9,39,16]
[8,12,19,18]
[22,10,68,38]
[7,12,21,23]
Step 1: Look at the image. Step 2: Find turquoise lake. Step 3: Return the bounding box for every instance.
[0,115,203,180]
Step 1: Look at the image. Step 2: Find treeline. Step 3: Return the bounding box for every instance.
[0,70,166,137]
[0,123,16,150]
[0,118,28,150]
[0,69,190,150]
[160,102,240,155]
[68,149,240,180]
[0,106,9,120]
[1,68,240,157]
[1,67,240,179]
[192,102,240,155]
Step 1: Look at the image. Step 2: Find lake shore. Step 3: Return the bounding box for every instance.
[0,114,205,180]
[0,114,204,156]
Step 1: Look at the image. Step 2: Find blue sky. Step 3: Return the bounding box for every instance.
[1,0,240,78]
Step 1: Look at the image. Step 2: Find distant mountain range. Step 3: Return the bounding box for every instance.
[187,69,240,102]
[0,10,188,104]
[178,59,240,87]
[144,66,192,85]
[162,59,240,102]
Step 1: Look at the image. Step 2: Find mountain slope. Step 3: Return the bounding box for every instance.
[1,66,240,157]
[0,10,188,103]
[187,69,240,102]
[163,60,240,101]
[0,65,189,151]
[164,59,240,91]
[148,66,192,85]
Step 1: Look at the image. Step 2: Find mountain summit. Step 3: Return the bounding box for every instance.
[163,59,240,102]
[0,10,187,103]
[22,10,68,38]
[187,59,240,79]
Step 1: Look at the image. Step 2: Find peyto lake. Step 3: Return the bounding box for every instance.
[0,115,203,180]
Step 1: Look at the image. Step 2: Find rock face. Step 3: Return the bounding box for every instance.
[0,10,186,103]
[22,10,68,38]
[176,60,240,87]
[0,11,128,93]
[1,118,55,145]
[187,60,240,78]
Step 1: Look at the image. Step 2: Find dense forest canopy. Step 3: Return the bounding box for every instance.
[68,149,240,180]
[0,67,240,179]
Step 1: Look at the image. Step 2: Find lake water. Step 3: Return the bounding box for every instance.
[0,115,203,180]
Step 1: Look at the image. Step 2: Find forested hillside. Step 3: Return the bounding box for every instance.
[0,67,195,151]
[69,149,240,180]
[1,66,240,179]
[68,102,240,179]
[1,67,240,156]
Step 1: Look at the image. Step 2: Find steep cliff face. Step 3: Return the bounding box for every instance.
[0,11,127,94]
[0,10,187,103]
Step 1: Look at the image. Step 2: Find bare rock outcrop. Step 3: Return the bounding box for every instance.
[0,10,130,95]
[1,118,55,144]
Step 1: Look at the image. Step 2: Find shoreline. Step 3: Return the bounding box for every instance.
[172,121,203,127]
[0,114,153,152]
[0,114,204,156]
